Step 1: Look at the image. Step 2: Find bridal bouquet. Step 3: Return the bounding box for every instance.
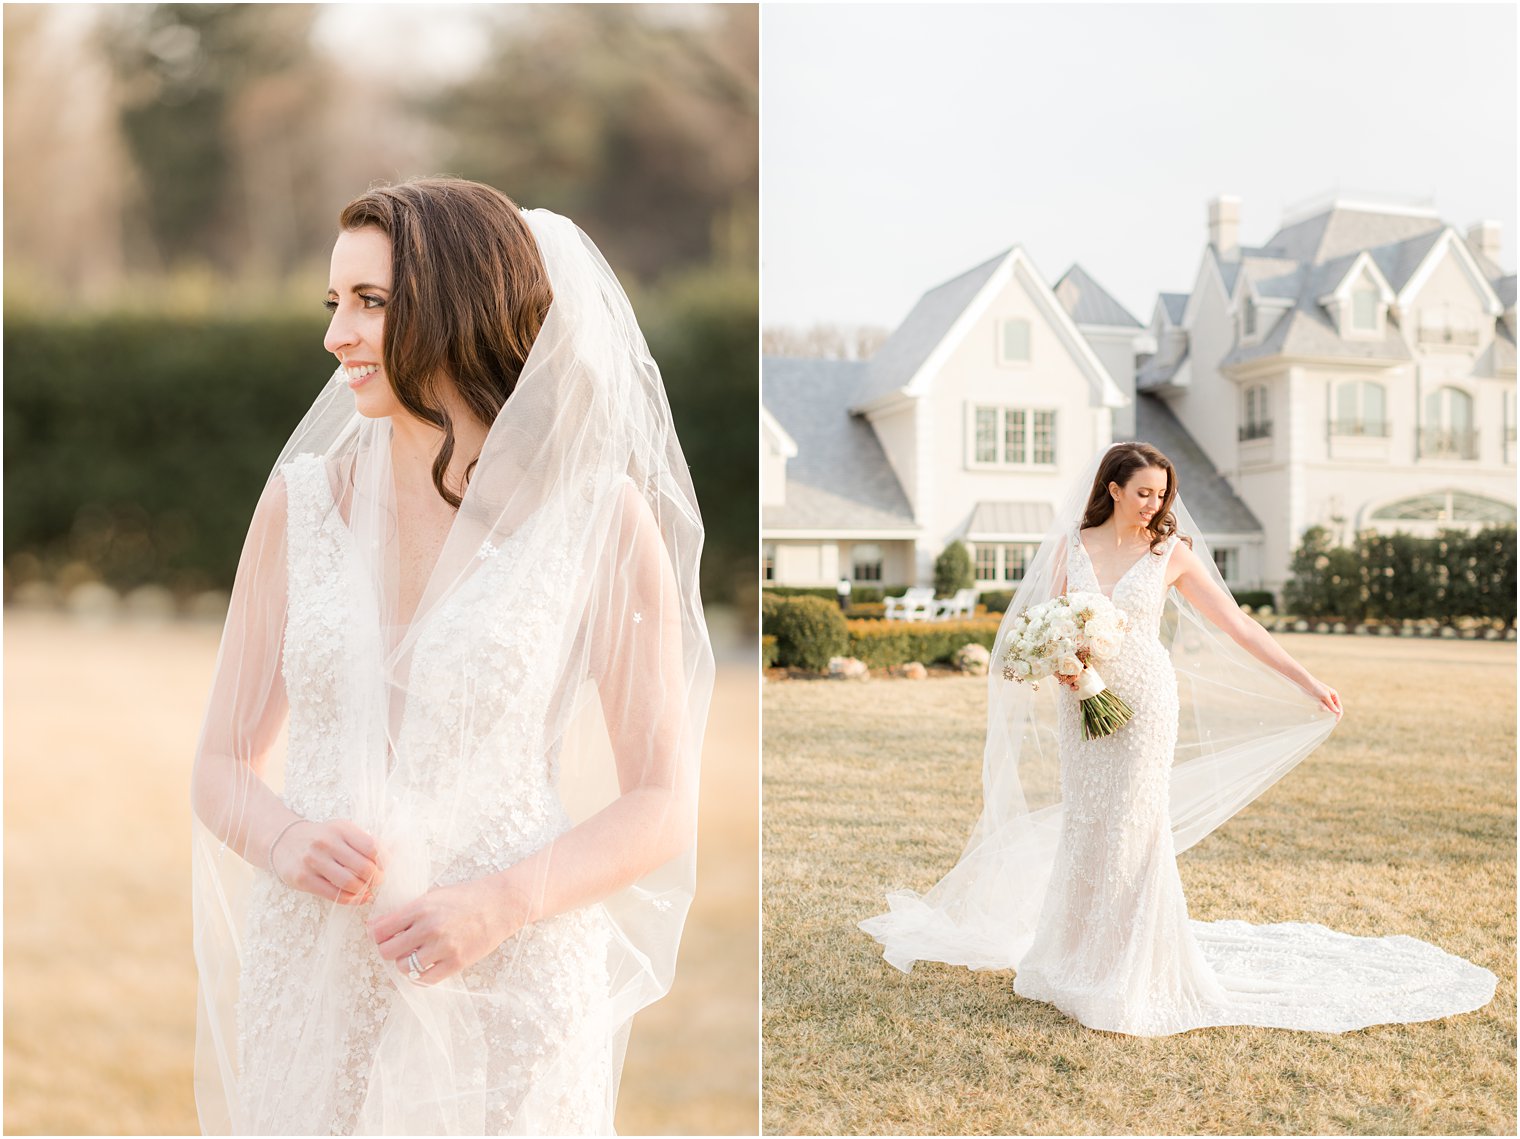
[999,592,1134,739]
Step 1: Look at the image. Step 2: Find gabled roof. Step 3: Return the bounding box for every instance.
[849,250,1008,408]
[1367,228,1446,292]
[848,246,1129,413]
[1053,263,1144,328]
[1159,292,1189,325]
[1120,394,1263,535]
[760,357,917,533]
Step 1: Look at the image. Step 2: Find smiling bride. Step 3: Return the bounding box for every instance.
[190,178,713,1134]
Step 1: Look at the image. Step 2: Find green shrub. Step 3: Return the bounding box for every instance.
[844,616,1002,669]
[4,300,756,604]
[1284,524,1515,624]
[763,586,837,601]
[1230,590,1275,610]
[768,595,848,671]
[979,589,1015,614]
[933,541,973,597]
[761,634,778,668]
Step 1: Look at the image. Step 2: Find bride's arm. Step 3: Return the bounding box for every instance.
[190,475,382,902]
[1170,542,1343,718]
[490,482,698,926]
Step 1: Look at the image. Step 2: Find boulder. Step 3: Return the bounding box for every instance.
[827,656,869,681]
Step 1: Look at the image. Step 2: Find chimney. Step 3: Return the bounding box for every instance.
[1466,219,1501,265]
[1209,195,1240,258]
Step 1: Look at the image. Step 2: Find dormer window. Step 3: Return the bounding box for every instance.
[1243,295,1257,337]
[1352,284,1379,331]
[998,318,1031,365]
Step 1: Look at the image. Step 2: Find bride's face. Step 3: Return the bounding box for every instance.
[324,226,404,420]
[1109,466,1169,530]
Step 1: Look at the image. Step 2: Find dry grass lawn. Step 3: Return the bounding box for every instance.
[4,611,758,1135]
[762,634,1515,1135]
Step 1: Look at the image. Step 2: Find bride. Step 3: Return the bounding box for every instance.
[190,178,713,1132]
[861,441,1496,1036]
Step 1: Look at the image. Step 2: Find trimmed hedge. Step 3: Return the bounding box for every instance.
[761,634,778,668]
[844,616,1002,669]
[1230,589,1275,610]
[765,595,848,671]
[5,284,756,605]
[1284,524,1516,624]
[762,584,905,605]
[934,540,973,596]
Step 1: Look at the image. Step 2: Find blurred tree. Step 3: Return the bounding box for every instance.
[761,324,889,360]
[421,4,758,281]
[96,4,329,275]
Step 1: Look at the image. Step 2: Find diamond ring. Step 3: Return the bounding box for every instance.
[407,952,423,981]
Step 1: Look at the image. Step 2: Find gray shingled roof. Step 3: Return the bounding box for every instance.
[849,249,1009,408]
[1494,274,1516,310]
[1266,206,1444,265]
[966,500,1055,537]
[1136,343,1189,390]
[1119,394,1262,535]
[1368,228,1445,292]
[761,356,917,532]
[1053,264,1144,328]
[1160,292,1189,325]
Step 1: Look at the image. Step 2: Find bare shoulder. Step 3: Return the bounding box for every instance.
[1163,532,1203,588]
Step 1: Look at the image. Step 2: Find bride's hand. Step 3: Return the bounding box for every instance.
[1306,679,1343,720]
[368,877,530,986]
[270,818,384,905]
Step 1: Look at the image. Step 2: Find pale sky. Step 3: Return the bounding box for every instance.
[761,2,1518,331]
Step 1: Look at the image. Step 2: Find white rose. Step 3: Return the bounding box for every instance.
[1055,654,1082,677]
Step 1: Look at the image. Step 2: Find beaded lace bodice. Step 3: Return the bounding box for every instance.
[235,452,611,1134]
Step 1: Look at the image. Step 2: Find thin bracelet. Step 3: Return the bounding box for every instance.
[267,817,307,879]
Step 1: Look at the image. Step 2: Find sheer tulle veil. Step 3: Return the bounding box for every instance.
[860,443,1339,972]
[191,205,713,1132]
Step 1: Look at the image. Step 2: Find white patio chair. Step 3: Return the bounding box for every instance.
[933,588,978,621]
[884,586,937,621]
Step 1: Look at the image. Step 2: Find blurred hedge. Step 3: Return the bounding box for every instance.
[1283,524,1516,624]
[844,617,1002,669]
[4,270,756,607]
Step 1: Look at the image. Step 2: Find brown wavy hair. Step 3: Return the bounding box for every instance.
[338,177,553,508]
[1079,442,1193,553]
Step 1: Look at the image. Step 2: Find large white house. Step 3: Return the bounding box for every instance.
[762,192,1517,596]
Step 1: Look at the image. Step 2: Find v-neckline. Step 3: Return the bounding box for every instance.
[1076,528,1155,599]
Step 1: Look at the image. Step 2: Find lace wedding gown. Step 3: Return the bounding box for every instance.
[1009,521,1497,1036]
[235,454,614,1132]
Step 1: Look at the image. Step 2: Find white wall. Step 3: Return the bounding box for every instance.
[912,267,1111,584]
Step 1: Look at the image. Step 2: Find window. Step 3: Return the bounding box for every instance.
[1352,285,1379,331]
[1420,386,1476,459]
[1331,381,1388,437]
[968,406,1057,467]
[851,543,883,582]
[762,543,775,583]
[999,318,1031,364]
[1239,384,1271,441]
[1506,389,1517,448]
[972,543,1038,584]
[1212,546,1238,584]
[1004,409,1027,464]
[1243,295,1257,337]
[1032,410,1056,464]
[974,407,997,463]
[974,544,999,582]
[1371,491,1515,524]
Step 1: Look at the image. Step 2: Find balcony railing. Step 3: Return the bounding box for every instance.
[1328,418,1391,438]
[1417,427,1479,460]
[1238,420,1272,442]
